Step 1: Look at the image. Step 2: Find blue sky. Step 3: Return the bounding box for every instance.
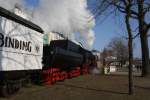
[87,0,150,58]
[25,0,150,58]
[92,15,145,58]
[92,15,122,51]
[24,0,39,8]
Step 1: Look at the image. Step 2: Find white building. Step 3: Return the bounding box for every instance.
[43,32,65,45]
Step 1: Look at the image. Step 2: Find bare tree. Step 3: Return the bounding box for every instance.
[101,48,107,74]
[137,0,150,76]
[108,37,128,66]
[124,0,134,95]
[107,34,133,95]
[93,0,135,94]
[101,48,107,62]
[94,0,150,76]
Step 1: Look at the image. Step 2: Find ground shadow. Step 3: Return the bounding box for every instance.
[134,85,150,91]
[56,83,128,95]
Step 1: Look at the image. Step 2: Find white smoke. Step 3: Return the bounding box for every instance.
[0,0,95,50]
[0,0,24,10]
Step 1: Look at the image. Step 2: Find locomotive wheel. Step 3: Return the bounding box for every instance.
[0,82,20,97]
[1,84,10,97]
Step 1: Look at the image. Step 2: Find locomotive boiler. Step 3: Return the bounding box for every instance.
[43,40,84,68]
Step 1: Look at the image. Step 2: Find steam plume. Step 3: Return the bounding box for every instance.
[0,0,23,10]
[0,0,95,50]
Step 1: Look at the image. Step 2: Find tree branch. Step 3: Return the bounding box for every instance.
[123,32,140,40]
[107,0,138,16]
[147,23,150,29]
[144,5,150,14]
[130,14,138,19]
[94,0,111,19]
[145,23,150,34]
[132,33,140,39]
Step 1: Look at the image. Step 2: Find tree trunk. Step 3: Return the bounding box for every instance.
[138,0,150,77]
[140,33,150,76]
[128,35,133,95]
[125,0,134,95]
[126,20,134,95]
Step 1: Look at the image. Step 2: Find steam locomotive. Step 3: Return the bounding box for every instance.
[0,7,95,97]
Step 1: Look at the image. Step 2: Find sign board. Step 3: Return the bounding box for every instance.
[0,16,43,71]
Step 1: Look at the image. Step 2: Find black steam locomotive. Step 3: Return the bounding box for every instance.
[0,7,94,97]
[43,39,93,68]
